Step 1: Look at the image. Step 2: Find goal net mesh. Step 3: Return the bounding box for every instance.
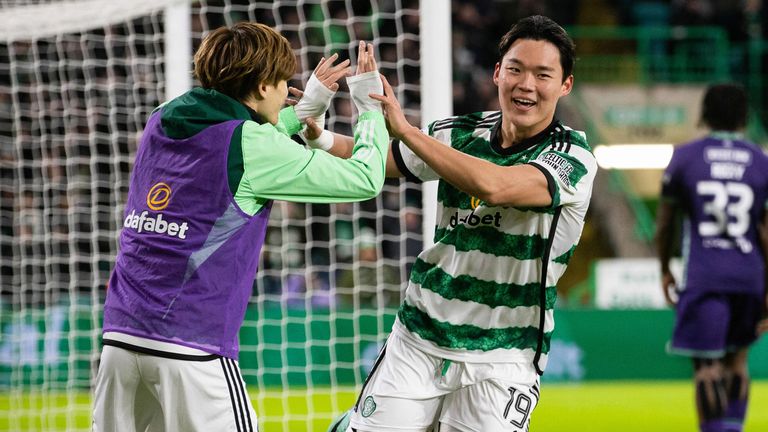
[0,1,424,430]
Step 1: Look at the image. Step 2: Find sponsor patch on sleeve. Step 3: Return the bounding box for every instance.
[536,152,574,186]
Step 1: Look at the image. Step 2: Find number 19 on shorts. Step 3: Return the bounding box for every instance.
[503,387,533,430]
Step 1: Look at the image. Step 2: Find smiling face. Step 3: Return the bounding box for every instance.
[493,38,573,141]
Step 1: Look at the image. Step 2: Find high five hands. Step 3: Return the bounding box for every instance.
[369,74,417,141]
[287,52,350,104]
[302,42,378,140]
[287,52,350,144]
[290,41,414,143]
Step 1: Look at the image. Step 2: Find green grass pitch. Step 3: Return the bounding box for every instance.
[3,381,768,431]
[533,380,768,431]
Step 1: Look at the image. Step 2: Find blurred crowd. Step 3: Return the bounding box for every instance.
[450,0,766,117]
[2,0,767,310]
[1,0,427,311]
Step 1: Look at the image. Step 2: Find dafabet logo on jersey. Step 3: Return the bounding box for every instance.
[123,182,190,239]
[449,196,502,228]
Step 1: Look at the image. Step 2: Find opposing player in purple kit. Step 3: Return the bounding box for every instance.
[92,23,388,431]
[655,83,768,432]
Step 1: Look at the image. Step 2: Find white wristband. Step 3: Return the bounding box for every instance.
[347,71,383,114]
[294,74,335,121]
[302,129,334,151]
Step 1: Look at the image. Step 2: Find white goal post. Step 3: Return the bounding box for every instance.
[0,1,448,431]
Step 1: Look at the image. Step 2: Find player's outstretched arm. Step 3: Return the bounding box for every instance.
[301,41,403,178]
[240,111,388,203]
[303,117,402,177]
[240,41,392,203]
[370,75,551,207]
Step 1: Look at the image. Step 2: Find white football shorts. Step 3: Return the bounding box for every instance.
[349,330,541,432]
[93,344,257,432]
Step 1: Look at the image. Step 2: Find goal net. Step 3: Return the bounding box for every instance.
[0,1,445,430]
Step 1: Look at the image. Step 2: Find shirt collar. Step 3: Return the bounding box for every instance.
[490,118,560,155]
[244,105,268,125]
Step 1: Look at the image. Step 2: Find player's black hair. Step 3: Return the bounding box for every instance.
[700,83,748,131]
[498,15,575,82]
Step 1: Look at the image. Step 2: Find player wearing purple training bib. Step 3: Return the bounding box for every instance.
[93,24,389,432]
[656,83,768,432]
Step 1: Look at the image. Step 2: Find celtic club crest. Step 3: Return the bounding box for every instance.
[361,396,377,417]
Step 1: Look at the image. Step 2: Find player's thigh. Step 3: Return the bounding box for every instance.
[350,334,448,432]
[93,346,145,432]
[142,355,257,432]
[440,373,540,432]
[671,291,730,355]
[133,377,164,431]
[725,292,763,350]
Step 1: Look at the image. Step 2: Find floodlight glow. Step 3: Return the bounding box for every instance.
[594,144,674,169]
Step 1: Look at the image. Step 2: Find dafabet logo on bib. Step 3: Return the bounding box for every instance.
[147,182,172,210]
[123,182,190,239]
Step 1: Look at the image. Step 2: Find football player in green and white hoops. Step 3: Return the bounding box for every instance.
[307,15,596,432]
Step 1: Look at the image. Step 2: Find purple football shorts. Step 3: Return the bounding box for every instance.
[669,290,764,358]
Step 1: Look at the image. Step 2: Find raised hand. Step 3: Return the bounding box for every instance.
[313,53,351,91]
[355,41,377,75]
[288,53,351,105]
[369,74,415,140]
[346,41,383,115]
[292,53,351,151]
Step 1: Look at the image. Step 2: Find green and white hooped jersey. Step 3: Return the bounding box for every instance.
[391,111,596,374]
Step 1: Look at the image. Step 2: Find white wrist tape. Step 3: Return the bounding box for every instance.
[294,73,335,128]
[347,71,383,114]
[302,128,334,151]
